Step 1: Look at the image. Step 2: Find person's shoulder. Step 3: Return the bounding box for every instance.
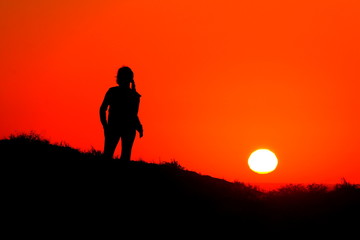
[106,86,120,94]
[108,86,119,91]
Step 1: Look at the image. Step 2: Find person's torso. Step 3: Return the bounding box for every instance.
[107,86,140,127]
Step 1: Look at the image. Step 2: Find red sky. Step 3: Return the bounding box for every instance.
[1,0,359,186]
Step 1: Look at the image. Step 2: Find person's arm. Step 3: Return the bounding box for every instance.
[100,90,110,129]
[135,116,143,138]
[134,93,143,137]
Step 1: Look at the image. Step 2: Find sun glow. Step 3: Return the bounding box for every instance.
[248,149,278,174]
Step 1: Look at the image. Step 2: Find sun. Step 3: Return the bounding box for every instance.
[248,149,278,174]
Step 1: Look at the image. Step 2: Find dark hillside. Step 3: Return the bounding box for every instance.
[2,133,359,236]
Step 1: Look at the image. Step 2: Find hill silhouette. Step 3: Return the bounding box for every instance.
[2,133,359,236]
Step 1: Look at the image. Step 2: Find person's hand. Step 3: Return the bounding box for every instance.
[138,128,143,138]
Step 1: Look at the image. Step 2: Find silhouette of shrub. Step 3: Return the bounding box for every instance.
[268,183,329,197]
[274,184,308,195]
[160,159,185,170]
[306,183,328,193]
[335,178,359,192]
[232,181,262,197]
[84,146,103,159]
[9,131,49,144]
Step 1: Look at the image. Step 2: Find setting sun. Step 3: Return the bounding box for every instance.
[248,149,278,174]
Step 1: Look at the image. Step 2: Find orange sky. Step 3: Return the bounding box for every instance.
[1,0,359,186]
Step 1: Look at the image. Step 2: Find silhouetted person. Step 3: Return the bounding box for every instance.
[100,66,143,160]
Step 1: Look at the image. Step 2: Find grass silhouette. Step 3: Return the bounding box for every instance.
[2,133,359,236]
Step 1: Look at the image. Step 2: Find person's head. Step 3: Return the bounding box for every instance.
[116,66,134,88]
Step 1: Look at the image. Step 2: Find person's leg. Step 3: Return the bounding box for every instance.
[103,130,121,160]
[120,129,136,161]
